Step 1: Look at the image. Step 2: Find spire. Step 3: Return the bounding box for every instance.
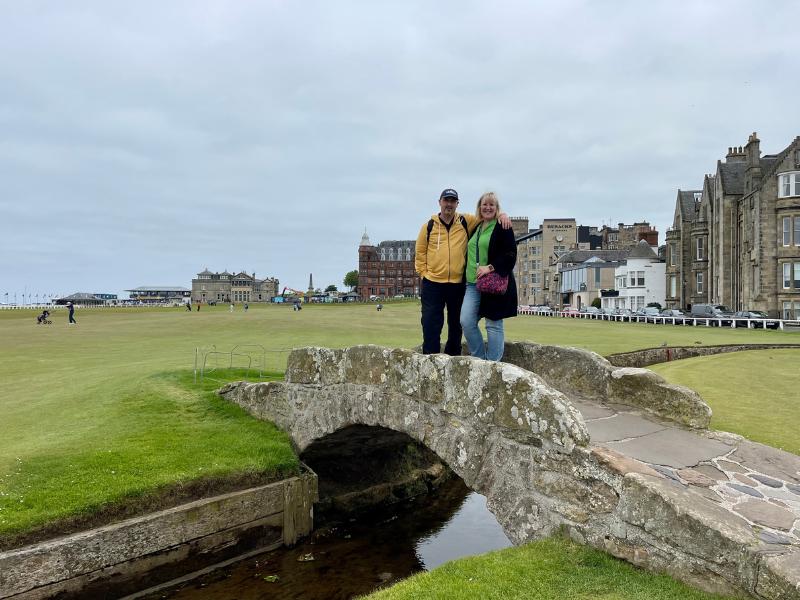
[360,227,371,246]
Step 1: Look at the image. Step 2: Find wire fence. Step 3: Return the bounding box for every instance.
[193,344,294,383]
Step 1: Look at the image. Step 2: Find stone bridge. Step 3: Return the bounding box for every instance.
[219,343,800,599]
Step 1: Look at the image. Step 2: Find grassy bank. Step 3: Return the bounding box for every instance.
[363,536,733,600]
[1,302,798,542]
[651,349,800,454]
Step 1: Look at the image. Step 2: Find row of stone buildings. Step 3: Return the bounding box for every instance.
[356,132,799,316]
[190,270,280,304]
[357,218,659,305]
[666,133,800,318]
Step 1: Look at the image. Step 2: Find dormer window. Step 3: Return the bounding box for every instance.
[779,172,800,198]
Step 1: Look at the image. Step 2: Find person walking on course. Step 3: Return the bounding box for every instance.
[460,192,518,361]
[67,302,76,325]
[230,303,234,313]
[414,188,512,355]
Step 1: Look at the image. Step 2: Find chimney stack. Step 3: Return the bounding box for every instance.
[745,132,762,189]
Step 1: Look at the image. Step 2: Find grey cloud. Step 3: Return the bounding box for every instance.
[1,1,799,296]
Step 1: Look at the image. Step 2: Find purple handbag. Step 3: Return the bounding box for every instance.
[476,272,509,295]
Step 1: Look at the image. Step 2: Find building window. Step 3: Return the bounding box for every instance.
[696,272,704,294]
[795,217,800,247]
[637,271,645,286]
[783,301,800,319]
[670,275,677,297]
[779,172,800,198]
[669,244,677,266]
[795,263,800,289]
[783,263,791,289]
[696,237,705,260]
[784,217,792,246]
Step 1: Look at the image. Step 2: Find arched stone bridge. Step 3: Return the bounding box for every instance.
[219,343,800,600]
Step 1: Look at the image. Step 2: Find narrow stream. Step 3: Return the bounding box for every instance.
[149,478,511,599]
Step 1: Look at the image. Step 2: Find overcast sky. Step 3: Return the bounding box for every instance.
[1,1,798,301]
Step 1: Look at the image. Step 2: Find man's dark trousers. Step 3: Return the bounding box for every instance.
[421,278,465,355]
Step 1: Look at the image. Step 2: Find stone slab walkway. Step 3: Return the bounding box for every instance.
[571,398,800,548]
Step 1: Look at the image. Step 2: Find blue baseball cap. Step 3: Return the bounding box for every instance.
[440,188,459,200]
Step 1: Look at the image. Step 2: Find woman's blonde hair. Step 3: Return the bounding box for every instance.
[475,192,501,219]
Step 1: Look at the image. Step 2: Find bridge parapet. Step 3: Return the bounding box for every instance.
[502,342,711,429]
[283,345,589,452]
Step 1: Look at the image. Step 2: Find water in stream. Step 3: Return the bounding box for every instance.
[149,478,511,599]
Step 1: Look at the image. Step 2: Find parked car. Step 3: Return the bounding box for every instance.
[579,306,600,315]
[536,306,553,314]
[633,307,660,321]
[660,308,687,324]
[562,307,580,317]
[612,308,633,318]
[690,304,734,325]
[733,310,779,329]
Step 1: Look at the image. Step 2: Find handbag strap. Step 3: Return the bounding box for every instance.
[475,224,482,265]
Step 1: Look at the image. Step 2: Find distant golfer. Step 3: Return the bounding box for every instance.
[67,302,76,325]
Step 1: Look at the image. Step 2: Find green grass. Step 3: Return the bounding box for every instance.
[0,367,298,543]
[0,302,798,542]
[363,536,733,600]
[651,349,800,455]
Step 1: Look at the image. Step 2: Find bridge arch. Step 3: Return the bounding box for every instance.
[220,345,799,598]
[221,345,611,543]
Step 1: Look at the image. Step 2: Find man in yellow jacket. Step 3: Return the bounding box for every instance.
[415,188,512,355]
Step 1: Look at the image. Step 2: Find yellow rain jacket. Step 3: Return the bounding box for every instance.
[415,213,480,283]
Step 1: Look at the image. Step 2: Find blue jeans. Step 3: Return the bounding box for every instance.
[460,284,505,361]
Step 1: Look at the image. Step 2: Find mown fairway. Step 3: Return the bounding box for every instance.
[1,302,798,541]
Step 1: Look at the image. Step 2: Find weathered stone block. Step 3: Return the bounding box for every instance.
[285,347,344,384]
[343,345,390,385]
[503,342,612,402]
[756,549,800,600]
[608,368,711,429]
[235,381,290,424]
[619,473,759,589]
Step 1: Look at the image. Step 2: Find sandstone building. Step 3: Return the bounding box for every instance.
[515,218,577,306]
[666,133,800,318]
[191,269,279,304]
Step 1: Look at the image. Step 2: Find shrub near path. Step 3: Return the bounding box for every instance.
[0,303,797,544]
